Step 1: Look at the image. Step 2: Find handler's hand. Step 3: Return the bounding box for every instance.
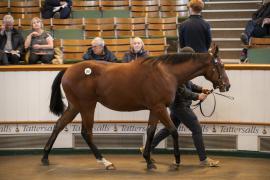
[198,93,208,101]
[202,89,211,94]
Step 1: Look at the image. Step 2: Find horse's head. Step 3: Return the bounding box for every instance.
[205,44,230,92]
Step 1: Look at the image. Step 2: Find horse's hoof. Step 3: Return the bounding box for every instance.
[41,158,49,166]
[106,164,116,170]
[147,163,157,170]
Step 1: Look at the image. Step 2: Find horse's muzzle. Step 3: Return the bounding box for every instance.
[219,84,230,92]
[213,80,230,92]
[226,84,231,91]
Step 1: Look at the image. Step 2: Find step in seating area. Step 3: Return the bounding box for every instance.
[247,37,270,64]
[56,37,168,64]
[0,0,41,19]
[0,0,189,19]
[4,16,178,42]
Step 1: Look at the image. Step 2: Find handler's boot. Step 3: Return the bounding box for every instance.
[200,157,219,167]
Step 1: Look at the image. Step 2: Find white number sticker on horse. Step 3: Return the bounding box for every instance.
[84,68,92,75]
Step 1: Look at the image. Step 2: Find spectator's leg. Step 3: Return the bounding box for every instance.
[29,53,40,64]
[252,25,268,38]
[9,54,20,64]
[0,53,9,65]
[40,54,54,64]
[60,7,71,19]
[244,20,257,38]
[241,20,257,45]
[42,10,55,19]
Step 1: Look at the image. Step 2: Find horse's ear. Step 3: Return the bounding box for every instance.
[210,43,219,56]
[215,45,219,56]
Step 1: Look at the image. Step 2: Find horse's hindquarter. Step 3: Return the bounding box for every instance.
[61,61,108,106]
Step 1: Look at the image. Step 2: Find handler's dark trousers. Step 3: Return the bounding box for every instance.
[150,107,207,161]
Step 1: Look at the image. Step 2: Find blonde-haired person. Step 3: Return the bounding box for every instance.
[24,17,54,64]
[122,37,149,62]
[179,0,211,53]
[0,15,24,65]
[83,37,117,62]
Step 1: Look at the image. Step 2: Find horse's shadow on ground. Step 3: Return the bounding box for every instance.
[38,161,204,177]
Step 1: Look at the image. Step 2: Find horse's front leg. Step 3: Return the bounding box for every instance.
[143,111,159,170]
[80,105,116,170]
[143,123,157,170]
[152,105,180,170]
[41,105,78,165]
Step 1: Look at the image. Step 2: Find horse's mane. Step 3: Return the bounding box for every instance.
[138,53,207,66]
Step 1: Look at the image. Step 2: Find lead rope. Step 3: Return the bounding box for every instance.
[192,89,234,117]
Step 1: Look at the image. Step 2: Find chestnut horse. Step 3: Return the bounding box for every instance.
[41,45,230,170]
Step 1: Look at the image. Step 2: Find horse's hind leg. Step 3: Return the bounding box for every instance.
[80,103,115,170]
[149,105,180,169]
[160,111,180,169]
[41,105,78,165]
[143,111,158,170]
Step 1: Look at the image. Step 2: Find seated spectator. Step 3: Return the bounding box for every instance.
[24,17,54,64]
[0,15,24,65]
[42,0,72,19]
[83,37,117,62]
[240,2,270,62]
[122,37,149,62]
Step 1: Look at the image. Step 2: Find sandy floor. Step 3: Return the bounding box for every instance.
[0,154,270,180]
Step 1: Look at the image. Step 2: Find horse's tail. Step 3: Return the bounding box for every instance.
[50,70,66,116]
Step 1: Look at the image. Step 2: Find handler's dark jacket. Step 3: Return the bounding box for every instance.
[82,46,117,62]
[122,49,149,62]
[0,28,24,54]
[170,81,203,111]
[179,15,211,53]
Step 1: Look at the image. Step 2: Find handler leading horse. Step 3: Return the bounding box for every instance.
[42,45,230,170]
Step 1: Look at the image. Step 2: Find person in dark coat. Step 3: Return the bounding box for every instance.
[122,37,149,62]
[179,0,211,53]
[42,0,72,19]
[83,37,117,62]
[240,2,270,62]
[241,2,270,44]
[0,15,24,65]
